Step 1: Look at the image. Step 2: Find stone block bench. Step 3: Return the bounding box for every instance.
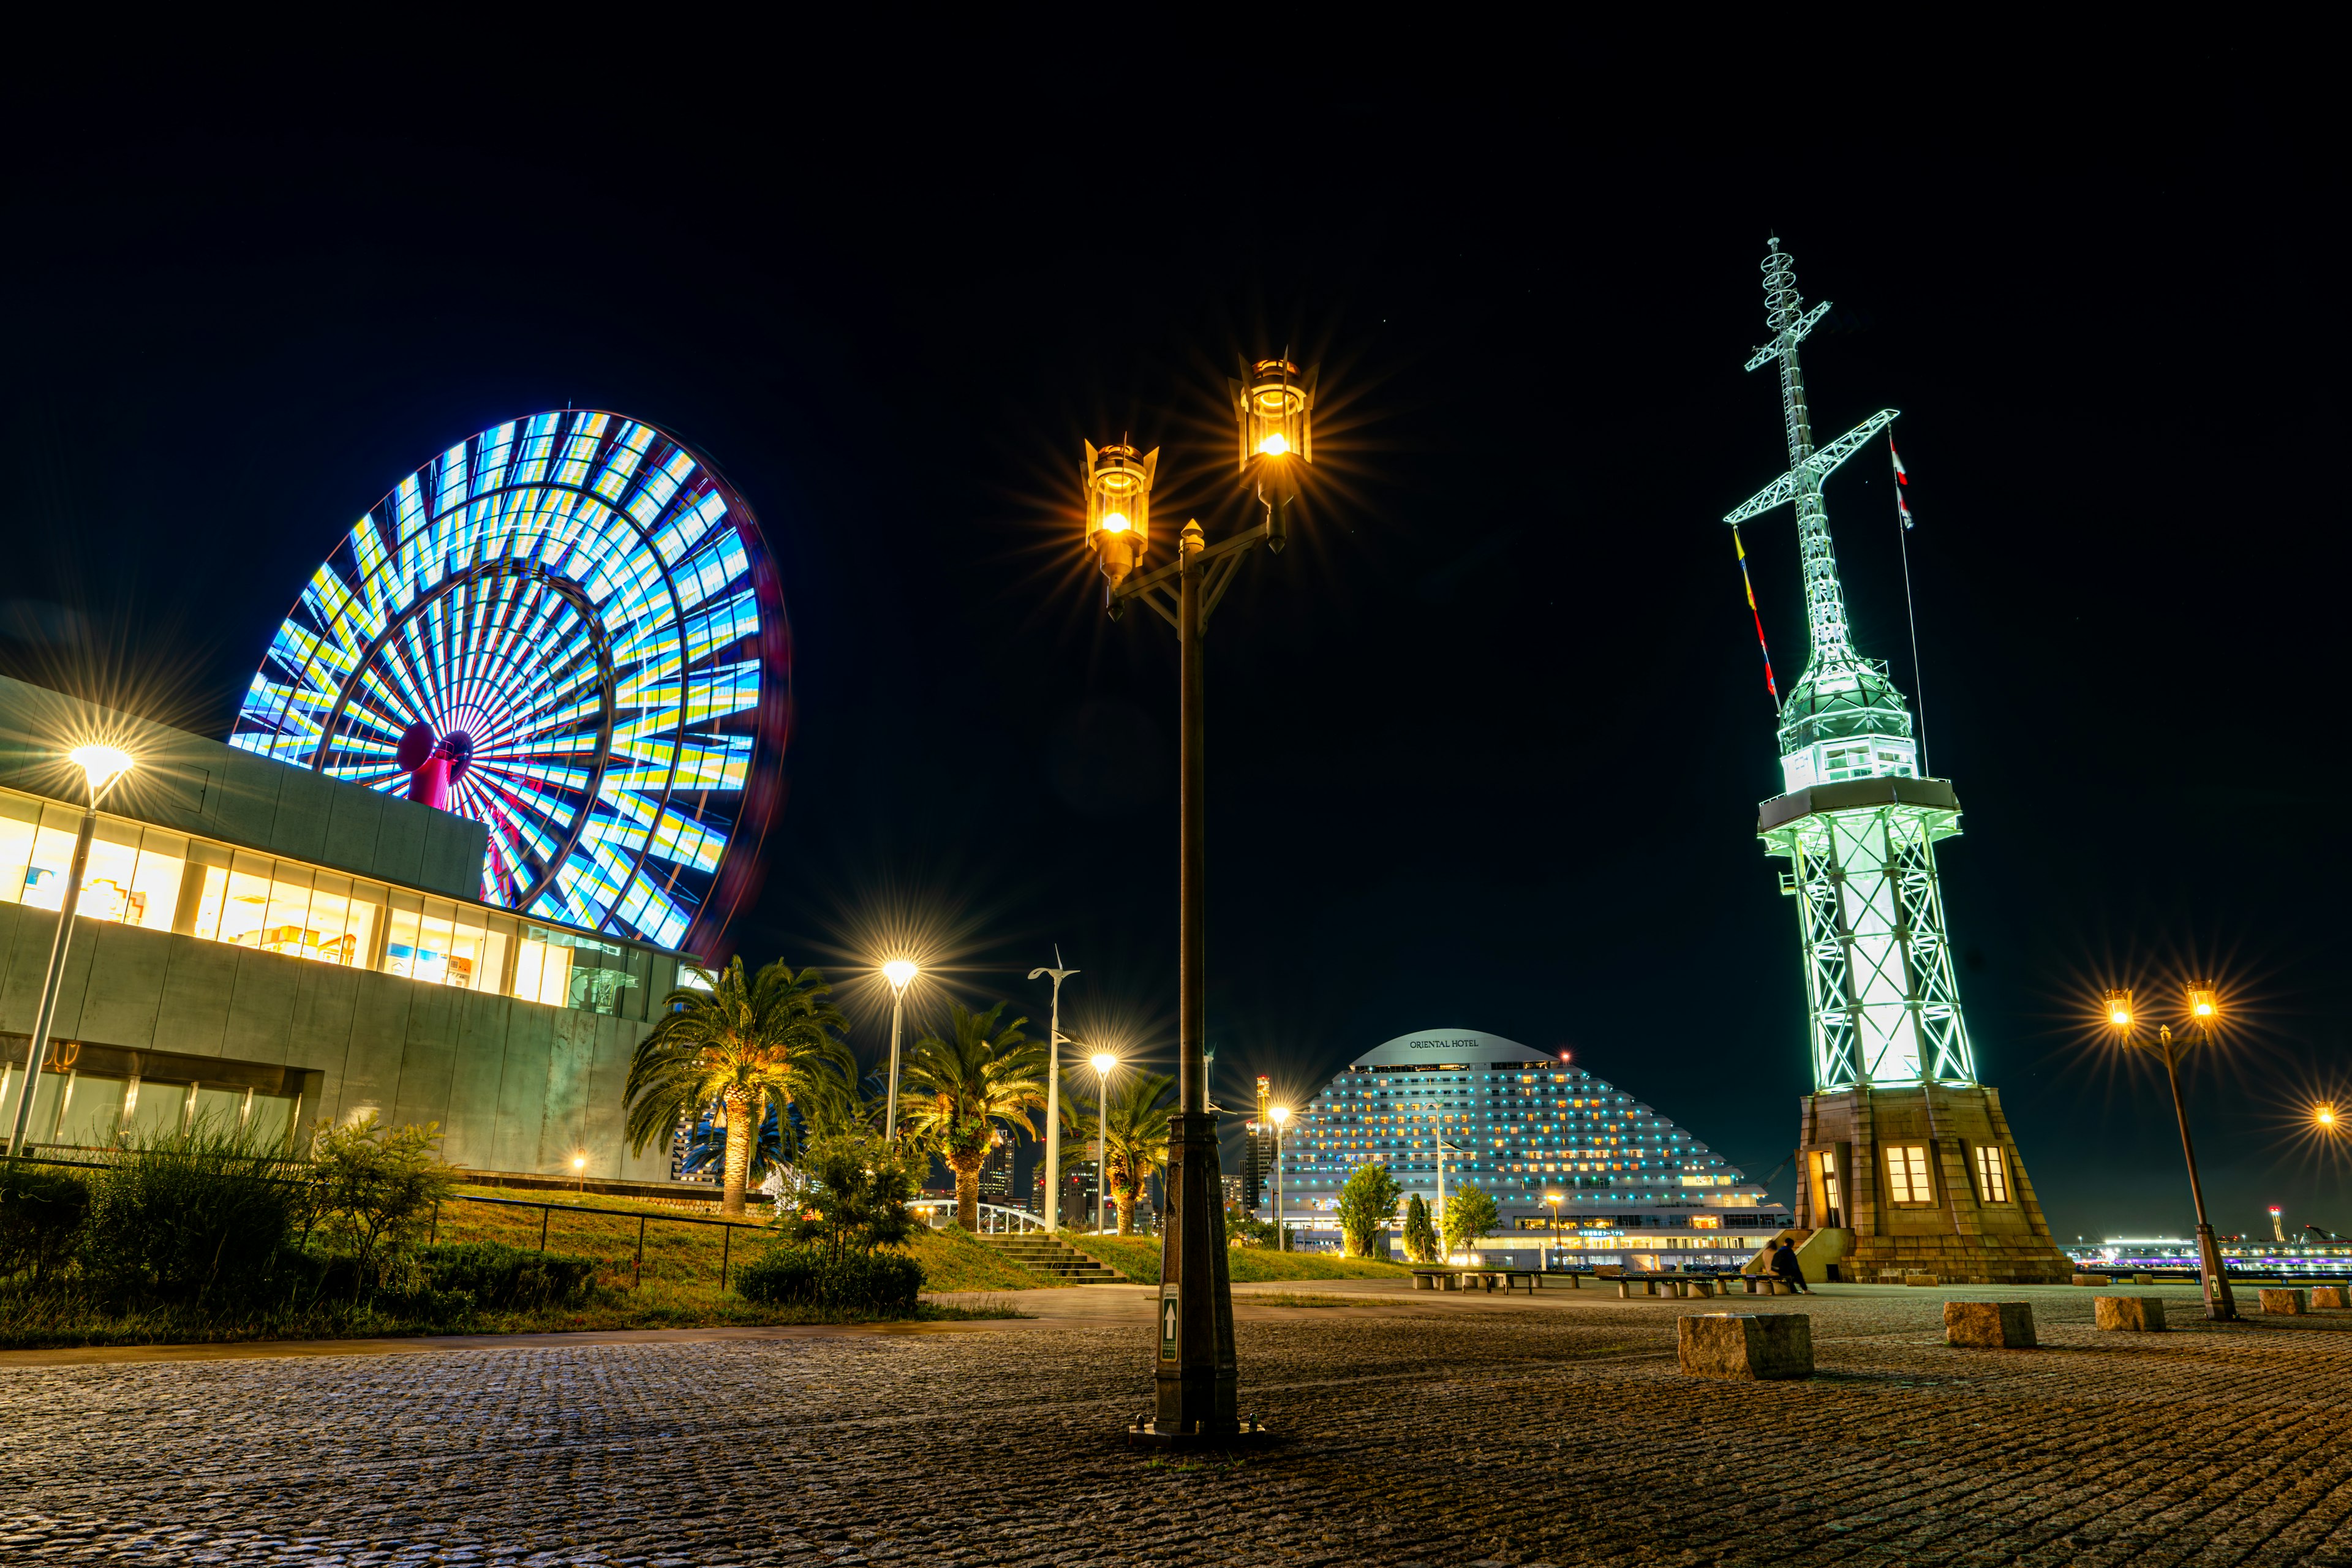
[1944,1300,2037,1348]
[2312,1285,2350,1310]
[2074,1274,2112,1286]
[1677,1313,1813,1381]
[2094,1295,2166,1332]
[2259,1287,2308,1316]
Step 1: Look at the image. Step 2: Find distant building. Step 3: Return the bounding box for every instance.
[1275,1028,1789,1268]
[1239,1123,1278,1211]
[977,1133,1013,1204]
[1060,1159,1102,1230]
[1221,1174,1244,1212]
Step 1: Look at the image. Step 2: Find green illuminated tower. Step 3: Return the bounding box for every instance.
[1727,239,2069,1284]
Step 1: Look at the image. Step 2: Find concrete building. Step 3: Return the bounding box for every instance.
[0,676,696,1180]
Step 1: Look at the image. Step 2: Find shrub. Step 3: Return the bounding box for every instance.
[1402,1194,1438,1263]
[1227,1215,1280,1250]
[307,1115,459,1295]
[736,1244,922,1314]
[783,1131,920,1261]
[418,1242,596,1311]
[0,1164,92,1284]
[79,1125,308,1310]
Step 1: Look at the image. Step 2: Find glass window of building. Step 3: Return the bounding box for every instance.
[1885,1143,1934,1205]
[1973,1144,2010,1204]
[214,853,282,950]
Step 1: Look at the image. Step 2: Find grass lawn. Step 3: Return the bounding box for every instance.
[432,1188,1067,1294]
[1072,1234,1417,1284]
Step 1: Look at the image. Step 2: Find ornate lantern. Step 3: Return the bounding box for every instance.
[1082,440,1155,592]
[1232,358,1313,471]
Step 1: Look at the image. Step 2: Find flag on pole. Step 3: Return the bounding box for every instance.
[1732,525,1779,706]
[1890,436,1914,529]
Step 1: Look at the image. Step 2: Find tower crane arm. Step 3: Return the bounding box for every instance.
[1721,409,1902,525]
[1744,301,1832,371]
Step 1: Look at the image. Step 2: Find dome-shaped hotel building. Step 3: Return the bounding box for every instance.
[1264,1029,1791,1269]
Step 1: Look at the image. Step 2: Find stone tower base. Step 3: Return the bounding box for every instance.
[1795,1084,2072,1286]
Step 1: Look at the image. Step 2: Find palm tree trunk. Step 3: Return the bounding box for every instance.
[956,1164,979,1232]
[720,1088,753,1216]
[1115,1196,1134,1235]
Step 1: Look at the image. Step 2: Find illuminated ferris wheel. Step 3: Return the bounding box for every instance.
[230,410,790,956]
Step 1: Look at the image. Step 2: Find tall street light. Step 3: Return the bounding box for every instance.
[1090,1050,1117,1234]
[1268,1104,1290,1251]
[1545,1191,1565,1274]
[8,744,135,1159]
[1080,358,1311,1447]
[1028,951,1079,1230]
[881,959,919,1139]
[1435,1137,1460,1261]
[2104,983,2236,1321]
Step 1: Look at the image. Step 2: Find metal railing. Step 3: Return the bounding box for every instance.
[431,1192,773,1290]
[908,1199,1047,1234]
[2,1154,772,1292]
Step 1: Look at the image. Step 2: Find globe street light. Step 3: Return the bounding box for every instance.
[881,959,919,1139]
[1268,1104,1290,1252]
[1078,356,1313,1447]
[1090,1051,1118,1234]
[1028,951,1079,1231]
[2104,983,2236,1321]
[8,744,135,1159]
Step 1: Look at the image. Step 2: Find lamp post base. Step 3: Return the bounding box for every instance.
[1146,1111,1246,1441]
[1126,1415,1275,1451]
[2195,1223,2237,1321]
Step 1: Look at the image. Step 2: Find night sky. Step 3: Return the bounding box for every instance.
[1,57,2339,1242]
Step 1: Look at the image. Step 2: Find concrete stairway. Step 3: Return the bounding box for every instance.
[977,1232,1128,1284]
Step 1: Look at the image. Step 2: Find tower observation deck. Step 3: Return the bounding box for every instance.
[1724,240,2068,1285]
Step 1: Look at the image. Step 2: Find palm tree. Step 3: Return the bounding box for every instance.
[1059,1068,1175,1235]
[899,1000,1047,1230]
[624,957,846,1215]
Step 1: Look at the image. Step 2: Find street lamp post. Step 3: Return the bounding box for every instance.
[881,959,918,1139]
[1268,1104,1290,1252]
[1545,1191,1564,1273]
[1435,1137,1459,1262]
[1090,1051,1117,1234]
[1028,952,1078,1231]
[2104,984,2236,1321]
[7,745,135,1159]
[1078,358,1311,1447]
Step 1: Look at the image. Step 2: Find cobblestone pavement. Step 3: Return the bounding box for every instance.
[5,1283,2351,1566]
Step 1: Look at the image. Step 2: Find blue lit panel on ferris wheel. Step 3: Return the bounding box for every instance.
[230,411,790,955]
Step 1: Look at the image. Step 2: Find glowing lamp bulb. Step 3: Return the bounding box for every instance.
[1257,431,1289,456]
[1099,511,1131,533]
[1269,1105,1289,1126]
[69,744,135,796]
[882,959,918,992]
[1090,1052,1116,1076]
[572,1155,586,1171]
[2108,1009,2130,1027]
